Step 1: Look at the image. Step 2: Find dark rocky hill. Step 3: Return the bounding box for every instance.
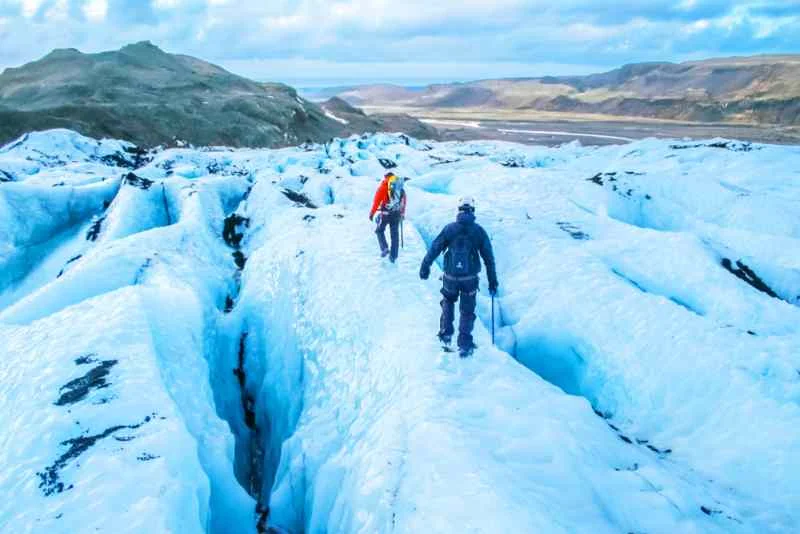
[0,42,347,147]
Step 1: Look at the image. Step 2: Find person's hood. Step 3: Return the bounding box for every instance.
[456,210,476,225]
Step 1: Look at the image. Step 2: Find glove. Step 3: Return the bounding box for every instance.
[369,213,374,222]
[420,265,430,280]
[489,284,498,296]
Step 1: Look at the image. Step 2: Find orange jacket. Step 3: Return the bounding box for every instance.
[370,176,406,218]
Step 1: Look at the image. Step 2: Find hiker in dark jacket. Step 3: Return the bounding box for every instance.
[419,196,498,357]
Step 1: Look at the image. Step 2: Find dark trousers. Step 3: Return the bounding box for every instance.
[439,275,478,350]
[375,210,401,261]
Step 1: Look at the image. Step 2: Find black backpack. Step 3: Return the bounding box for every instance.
[448,226,476,276]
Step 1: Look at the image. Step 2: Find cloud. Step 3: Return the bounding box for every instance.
[107,0,159,25]
[82,0,107,21]
[0,0,797,82]
[748,1,800,18]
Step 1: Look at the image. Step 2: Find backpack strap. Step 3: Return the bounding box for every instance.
[443,273,479,281]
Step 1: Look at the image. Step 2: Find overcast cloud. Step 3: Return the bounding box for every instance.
[0,0,798,84]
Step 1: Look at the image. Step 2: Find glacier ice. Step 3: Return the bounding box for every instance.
[1,129,799,533]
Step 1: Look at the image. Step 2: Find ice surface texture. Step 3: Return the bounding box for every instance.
[1,129,798,533]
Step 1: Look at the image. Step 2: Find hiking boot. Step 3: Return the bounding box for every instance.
[380,248,390,258]
[438,334,453,351]
[458,343,476,358]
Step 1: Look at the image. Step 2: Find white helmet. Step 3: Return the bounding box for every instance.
[458,196,475,211]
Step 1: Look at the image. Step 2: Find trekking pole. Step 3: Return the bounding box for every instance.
[491,294,496,345]
[401,219,405,249]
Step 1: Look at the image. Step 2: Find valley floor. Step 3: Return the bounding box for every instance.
[361,106,800,146]
[0,130,799,533]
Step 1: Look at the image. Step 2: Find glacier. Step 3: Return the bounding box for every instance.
[0,128,798,533]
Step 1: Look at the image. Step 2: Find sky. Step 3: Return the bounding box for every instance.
[0,0,799,86]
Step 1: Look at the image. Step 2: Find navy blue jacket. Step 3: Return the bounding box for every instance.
[421,211,498,289]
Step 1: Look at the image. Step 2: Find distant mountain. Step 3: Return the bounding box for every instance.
[320,97,439,140]
[0,42,433,148]
[334,55,800,125]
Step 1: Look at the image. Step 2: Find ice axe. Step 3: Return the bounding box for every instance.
[400,177,409,250]
[491,293,496,346]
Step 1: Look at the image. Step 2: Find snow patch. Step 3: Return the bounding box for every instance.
[323,109,349,125]
[421,118,481,129]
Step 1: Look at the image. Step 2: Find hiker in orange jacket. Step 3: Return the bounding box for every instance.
[369,172,407,262]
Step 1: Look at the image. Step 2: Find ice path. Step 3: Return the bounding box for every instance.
[233,149,747,532]
[250,210,689,531]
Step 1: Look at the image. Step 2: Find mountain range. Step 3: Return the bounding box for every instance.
[331,55,800,125]
[3,44,798,149]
